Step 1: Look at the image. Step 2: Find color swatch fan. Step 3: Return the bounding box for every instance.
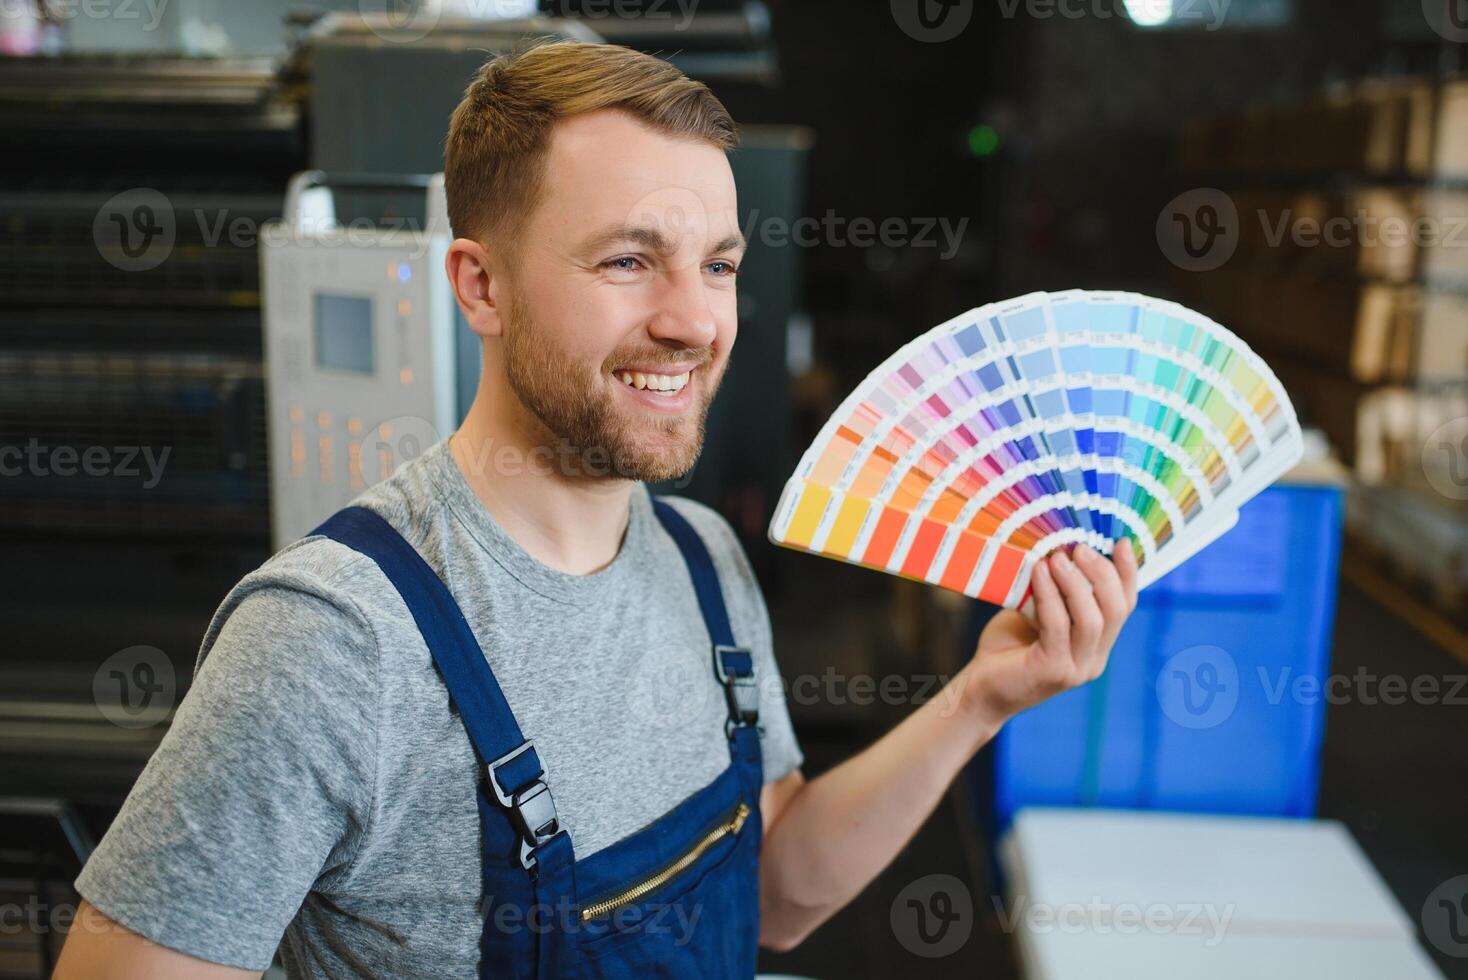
[768,290,1303,608]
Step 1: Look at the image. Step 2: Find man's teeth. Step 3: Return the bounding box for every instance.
[614,370,690,394]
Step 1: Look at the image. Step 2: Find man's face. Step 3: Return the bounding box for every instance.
[497,109,744,484]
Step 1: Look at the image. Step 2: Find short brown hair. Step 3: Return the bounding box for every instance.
[443,40,738,259]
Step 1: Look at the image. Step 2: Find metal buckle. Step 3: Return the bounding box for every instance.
[713,644,760,737]
[486,742,560,869]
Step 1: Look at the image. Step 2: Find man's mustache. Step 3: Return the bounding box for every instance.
[605,347,715,372]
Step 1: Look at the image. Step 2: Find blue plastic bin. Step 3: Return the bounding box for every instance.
[976,482,1345,835]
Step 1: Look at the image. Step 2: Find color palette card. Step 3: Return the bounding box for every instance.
[768,291,1303,608]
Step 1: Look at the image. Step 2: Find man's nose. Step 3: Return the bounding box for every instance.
[645,264,719,348]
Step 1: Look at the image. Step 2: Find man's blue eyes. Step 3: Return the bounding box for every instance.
[600,257,737,276]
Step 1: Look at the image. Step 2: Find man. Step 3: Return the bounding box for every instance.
[56,40,1136,978]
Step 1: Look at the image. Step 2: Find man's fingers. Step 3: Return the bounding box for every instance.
[1050,549,1103,658]
[1075,543,1125,623]
[1074,543,1127,676]
[1114,538,1140,612]
[1030,560,1071,661]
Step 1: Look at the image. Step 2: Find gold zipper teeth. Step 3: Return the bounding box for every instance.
[579,802,750,922]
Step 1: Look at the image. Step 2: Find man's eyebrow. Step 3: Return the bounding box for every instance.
[710,233,748,255]
[578,225,748,257]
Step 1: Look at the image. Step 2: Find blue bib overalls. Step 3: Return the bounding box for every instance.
[311,497,764,978]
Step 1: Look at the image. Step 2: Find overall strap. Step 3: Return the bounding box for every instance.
[310,506,577,979]
[650,498,763,783]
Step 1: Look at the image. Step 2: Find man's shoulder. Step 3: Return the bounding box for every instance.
[647,491,742,557]
[193,517,417,682]
[225,443,451,632]
[645,490,763,600]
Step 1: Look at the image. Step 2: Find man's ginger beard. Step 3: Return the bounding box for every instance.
[499,279,721,484]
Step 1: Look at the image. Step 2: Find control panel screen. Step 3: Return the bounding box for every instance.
[314,293,375,374]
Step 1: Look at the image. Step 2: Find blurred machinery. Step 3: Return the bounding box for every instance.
[260,171,472,547]
[0,55,298,540]
[0,56,303,979]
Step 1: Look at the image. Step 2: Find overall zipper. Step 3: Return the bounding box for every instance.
[579,802,751,922]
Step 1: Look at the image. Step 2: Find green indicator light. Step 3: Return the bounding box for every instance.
[967,124,1000,157]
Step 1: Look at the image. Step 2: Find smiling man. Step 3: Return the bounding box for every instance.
[57,40,1136,978]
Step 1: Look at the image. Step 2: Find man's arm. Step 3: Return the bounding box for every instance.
[756,542,1138,951]
[53,901,261,979]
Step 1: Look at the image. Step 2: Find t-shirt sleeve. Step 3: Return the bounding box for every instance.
[73,581,380,971]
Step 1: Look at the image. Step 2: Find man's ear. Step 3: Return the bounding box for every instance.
[446,238,507,339]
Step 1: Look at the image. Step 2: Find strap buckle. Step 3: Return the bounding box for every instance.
[486,742,560,869]
[713,643,760,738]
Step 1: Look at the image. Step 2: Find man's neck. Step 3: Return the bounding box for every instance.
[448,410,634,577]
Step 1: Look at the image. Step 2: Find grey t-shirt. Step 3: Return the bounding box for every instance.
[74,438,803,977]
